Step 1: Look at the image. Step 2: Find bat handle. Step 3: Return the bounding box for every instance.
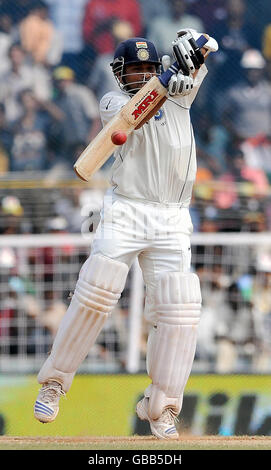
[158,34,208,88]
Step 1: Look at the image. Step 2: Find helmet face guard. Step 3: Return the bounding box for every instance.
[111,38,161,95]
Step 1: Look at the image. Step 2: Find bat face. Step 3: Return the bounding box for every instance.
[73,76,167,181]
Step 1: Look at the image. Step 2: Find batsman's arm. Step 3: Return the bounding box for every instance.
[135,35,209,129]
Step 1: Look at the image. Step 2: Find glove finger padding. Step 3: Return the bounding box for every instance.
[172,30,205,75]
[168,72,193,97]
[181,75,194,95]
[175,40,196,74]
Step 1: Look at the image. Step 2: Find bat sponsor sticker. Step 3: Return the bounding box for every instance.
[132,89,159,120]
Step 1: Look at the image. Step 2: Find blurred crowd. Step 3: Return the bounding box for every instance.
[1,0,271,374]
[193,242,271,373]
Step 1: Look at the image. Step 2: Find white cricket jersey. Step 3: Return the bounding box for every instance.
[100,65,208,207]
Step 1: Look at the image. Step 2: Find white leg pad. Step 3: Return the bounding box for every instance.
[145,271,201,419]
[38,255,128,391]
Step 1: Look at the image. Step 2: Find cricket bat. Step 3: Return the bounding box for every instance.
[74,34,208,182]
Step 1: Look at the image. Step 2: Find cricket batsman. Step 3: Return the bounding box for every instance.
[34,29,218,439]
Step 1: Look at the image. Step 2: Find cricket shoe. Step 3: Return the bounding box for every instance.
[136,397,179,439]
[34,381,65,423]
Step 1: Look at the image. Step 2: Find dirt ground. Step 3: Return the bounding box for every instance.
[1,435,271,450]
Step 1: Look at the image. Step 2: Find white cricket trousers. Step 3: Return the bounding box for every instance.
[92,192,193,325]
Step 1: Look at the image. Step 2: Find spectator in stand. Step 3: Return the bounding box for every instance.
[195,263,231,365]
[52,66,101,166]
[194,113,230,176]
[82,0,142,71]
[221,49,271,178]
[147,0,204,57]
[213,148,269,232]
[23,216,71,350]
[26,287,67,341]
[0,103,13,173]
[0,0,33,25]
[0,42,52,123]
[187,0,227,31]
[252,251,271,371]
[0,248,19,354]
[88,19,134,101]
[263,22,271,81]
[245,0,271,40]
[211,0,262,93]
[0,8,19,78]
[45,0,88,80]
[221,49,271,140]
[215,281,258,373]
[9,88,58,171]
[0,195,24,234]
[19,0,63,67]
[229,148,269,197]
[0,42,36,123]
[137,0,171,35]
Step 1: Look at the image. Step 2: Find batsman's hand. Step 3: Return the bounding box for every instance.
[172,29,219,76]
[168,70,194,97]
[162,55,194,97]
[172,29,206,75]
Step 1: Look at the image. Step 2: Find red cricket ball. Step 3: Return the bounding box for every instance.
[111,131,127,145]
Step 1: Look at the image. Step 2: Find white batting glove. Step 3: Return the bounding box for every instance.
[168,71,194,97]
[177,28,219,56]
[172,29,219,75]
[162,55,194,97]
[172,30,205,75]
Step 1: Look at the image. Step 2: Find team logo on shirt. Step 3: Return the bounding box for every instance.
[154,109,164,121]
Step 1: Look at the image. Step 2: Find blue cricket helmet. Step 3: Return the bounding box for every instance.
[111,37,161,72]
